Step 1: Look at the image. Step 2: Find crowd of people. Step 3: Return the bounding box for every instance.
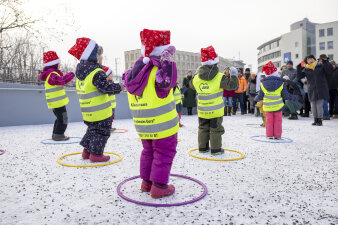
[180,55,338,125]
[37,28,338,200]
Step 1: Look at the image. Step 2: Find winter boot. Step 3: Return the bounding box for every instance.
[82,148,90,159]
[312,118,318,126]
[89,153,110,162]
[150,183,175,199]
[316,118,323,126]
[224,107,228,116]
[227,110,231,116]
[274,137,282,140]
[52,134,70,141]
[211,148,224,156]
[301,113,309,117]
[232,107,236,115]
[266,136,273,140]
[199,143,210,153]
[323,117,330,120]
[288,114,298,120]
[141,180,152,192]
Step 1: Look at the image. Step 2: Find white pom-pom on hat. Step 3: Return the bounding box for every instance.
[143,57,150,64]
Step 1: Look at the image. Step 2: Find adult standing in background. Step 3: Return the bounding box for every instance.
[330,60,338,118]
[233,70,247,115]
[243,68,251,113]
[282,61,297,81]
[295,54,333,126]
[183,71,196,115]
[223,67,236,116]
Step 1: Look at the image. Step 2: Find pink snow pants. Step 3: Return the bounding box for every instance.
[265,111,282,138]
[140,133,177,184]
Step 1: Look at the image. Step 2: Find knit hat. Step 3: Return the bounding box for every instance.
[140,29,171,64]
[103,66,112,75]
[43,51,60,67]
[286,60,293,65]
[68,37,97,60]
[245,68,250,72]
[229,67,238,77]
[262,61,278,76]
[201,46,219,66]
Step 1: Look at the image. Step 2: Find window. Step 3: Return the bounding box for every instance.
[295,54,299,59]
[187,63,190,69]
[191,56,194,61]
[182,63,185,69]
[327,28,333,36]
[328,41,333,49]
[185,55,189,61]
[175,54,179,61]
[125,55,129,61]
[177,62,180,68]
[135,53,139,58]
[180,55,184,61]
[319,29,325,37]
[319,42,325,50]
[295,41,298,47]
[328,54,334,60]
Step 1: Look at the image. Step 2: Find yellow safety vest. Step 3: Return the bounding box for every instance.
[109,95,116,109]
[174,86,182,105]
[260,83,285,112]
[76,68,112,122]
[44,72,69,109]
[127,66,179,139]
[192,72,224,119]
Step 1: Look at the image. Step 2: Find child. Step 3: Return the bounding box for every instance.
[103,66,117,132]
[68,37,122,162]
[255,61,299,139]
[124,29,178,199]
[222,67,236,116]
[246,73,257,114]
[38,51,74,141]
[190,46,238,155]
[173,82,184,127]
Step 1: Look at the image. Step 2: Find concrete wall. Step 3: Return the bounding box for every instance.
[0,83,131,127]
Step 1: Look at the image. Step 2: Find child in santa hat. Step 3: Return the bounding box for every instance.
[38,51,75,141]
[189,46,238,155]
[124,29,178,199]
[255,61,300,139]
[103,66,117,132]
[68,38,123,162]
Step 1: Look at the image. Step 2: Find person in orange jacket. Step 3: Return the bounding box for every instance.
[233,69,247,115]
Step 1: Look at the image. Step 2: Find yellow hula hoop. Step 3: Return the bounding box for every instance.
[188,148,245,161]
[57,152,122,167]
[137,138,181,142]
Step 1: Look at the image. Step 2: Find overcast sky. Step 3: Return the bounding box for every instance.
[25,0,338,74]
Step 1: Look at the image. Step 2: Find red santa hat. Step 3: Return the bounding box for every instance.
[43,51,60,67]
[262,61,279,77]
[140,29,171,64]
[68,37,97,60]
[201,46,219,66]
[103,66,112,76]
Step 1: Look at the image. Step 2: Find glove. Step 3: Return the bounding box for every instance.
[161,46,176,62]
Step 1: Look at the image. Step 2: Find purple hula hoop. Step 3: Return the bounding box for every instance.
[116,174,208,207]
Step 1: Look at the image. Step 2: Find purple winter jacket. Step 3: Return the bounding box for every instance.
[255,76,299,112]
[124,57,177,98]
[38,65,74,85]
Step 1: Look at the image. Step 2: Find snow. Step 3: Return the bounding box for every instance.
[0,115,337,224]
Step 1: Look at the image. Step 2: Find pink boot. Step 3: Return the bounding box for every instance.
[89,154,110,162]
[82,148,90,159]
[141,180,152,192]
[150,183,175,199]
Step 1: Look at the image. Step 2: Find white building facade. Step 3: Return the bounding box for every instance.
[257,18,337,71]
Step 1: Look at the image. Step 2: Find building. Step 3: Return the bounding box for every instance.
[124,49,246,84]
[316,21,338,61]
[257,18,338,71]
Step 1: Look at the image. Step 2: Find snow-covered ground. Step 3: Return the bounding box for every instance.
[0,115,337,225]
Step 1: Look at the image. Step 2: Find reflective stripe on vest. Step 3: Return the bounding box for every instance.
[192,72,225,119]
[173,86,182,105]
[76,68,112,122]
[109,94,116,109]
[127,66,179,140]
[44,72,69,109]
[260,83,285,112]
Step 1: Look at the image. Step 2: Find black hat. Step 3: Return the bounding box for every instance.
[245,68,250,72]
[307,55,316,60]
[286,60,293,65]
